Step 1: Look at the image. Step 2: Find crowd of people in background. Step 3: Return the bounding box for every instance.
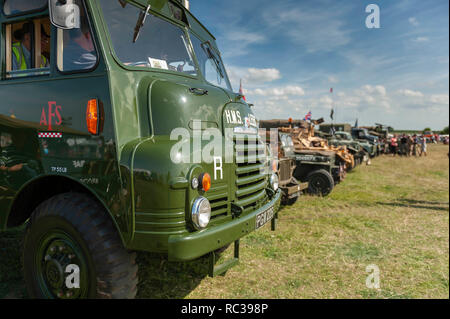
[383,133,448,157]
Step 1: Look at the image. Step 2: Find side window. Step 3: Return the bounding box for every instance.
[56,0,98,72]
[3,0,47,16]
[190,35,231,90]
[5,18,51,78]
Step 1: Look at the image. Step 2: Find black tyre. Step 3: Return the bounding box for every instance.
[284,196,299,206]
[23,193,138,299]
[306,169,334,196]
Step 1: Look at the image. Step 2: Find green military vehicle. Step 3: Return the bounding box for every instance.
[259,127,308,205]
[0,0,281,298]
[320,131,369,167]
[320,123,378,158]
[351,127,381,157]
[293,148,340,196]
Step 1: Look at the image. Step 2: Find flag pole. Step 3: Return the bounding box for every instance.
[330,87,335,135]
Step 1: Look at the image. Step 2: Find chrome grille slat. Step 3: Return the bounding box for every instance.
[234,134,268,210]
[207,187,229,218]
[235,189,266,207]
[236,180,267,198]
[236,174,265,186]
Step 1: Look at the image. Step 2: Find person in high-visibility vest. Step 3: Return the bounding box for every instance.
[12,22,49,71]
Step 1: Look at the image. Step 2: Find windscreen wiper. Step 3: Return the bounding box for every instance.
[202,43,224,78]
[133,5,151,43]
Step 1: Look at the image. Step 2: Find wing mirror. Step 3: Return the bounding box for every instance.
[48,0,80,29]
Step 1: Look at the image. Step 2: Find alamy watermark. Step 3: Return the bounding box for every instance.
[366,4,381,29]
[65,264,80,289]
[366,264,381,289]
[169,120,280,163]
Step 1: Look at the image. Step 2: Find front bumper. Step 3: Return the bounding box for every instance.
[280,180,308,199]
[168,189,282,262]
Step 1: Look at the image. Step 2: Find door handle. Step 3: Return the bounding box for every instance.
[189,88,208,96]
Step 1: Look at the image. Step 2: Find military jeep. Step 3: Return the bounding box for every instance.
[258,120,340,196]
[326,131,370,167]
[259,127,308,205]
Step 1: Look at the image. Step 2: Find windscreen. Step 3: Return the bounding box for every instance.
[99,1,196,75]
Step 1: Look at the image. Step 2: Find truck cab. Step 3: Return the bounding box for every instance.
[0,0,281,298]
[351,127,380,156]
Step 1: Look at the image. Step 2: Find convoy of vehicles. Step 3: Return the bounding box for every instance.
[319,123,380,157]
[259,119,353,197]
[0,0,282,298]
[324,131,369,167]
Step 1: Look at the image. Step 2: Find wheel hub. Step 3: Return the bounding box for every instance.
[36,235,88,299]
[44,258,64,289]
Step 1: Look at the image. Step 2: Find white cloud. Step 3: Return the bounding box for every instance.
[226,66,282,91]
[398,89,424,97]
[224,31,265,44]
[430,94,449,105]
[413,37,429,42]
[328,76,339,84]
[249,86,305,97]
[221,30,266,58]
[362,85,387,97]
[247,68,281,83]
[409,17,419,26]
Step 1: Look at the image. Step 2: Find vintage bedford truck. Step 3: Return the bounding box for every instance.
[0,0,280,298]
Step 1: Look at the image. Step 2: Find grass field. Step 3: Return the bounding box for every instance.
[1,144,448,299]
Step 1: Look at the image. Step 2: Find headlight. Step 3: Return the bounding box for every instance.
[269,173,279,191]
[191,197,211,229]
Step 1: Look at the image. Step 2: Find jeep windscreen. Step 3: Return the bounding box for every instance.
[99,1,197,75]
[190,34,232,91]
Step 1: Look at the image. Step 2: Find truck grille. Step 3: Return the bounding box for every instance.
[234,134,268,213]
[279,159,291,183]
[206,184,229,219]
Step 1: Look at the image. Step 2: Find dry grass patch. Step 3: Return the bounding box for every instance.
[1,145,448,299]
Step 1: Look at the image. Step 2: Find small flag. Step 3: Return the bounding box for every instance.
[304,111,312,121]
[330,108,334,120]
[239,79,246,101]
[330,88,333,93]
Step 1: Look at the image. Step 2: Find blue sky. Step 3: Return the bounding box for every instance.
[190,0,449,130]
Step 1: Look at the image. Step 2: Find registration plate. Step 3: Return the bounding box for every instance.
[255,206,275,230]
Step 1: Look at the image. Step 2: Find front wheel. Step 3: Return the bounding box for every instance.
[306,169,334,196]
[23,193,138,299]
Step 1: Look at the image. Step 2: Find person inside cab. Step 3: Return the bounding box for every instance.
[12,22,49,71]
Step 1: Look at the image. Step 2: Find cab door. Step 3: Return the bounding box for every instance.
[0,6,52,220]
[0,1,128,237]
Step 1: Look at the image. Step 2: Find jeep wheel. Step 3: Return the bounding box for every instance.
[283,196,298,206]
[23,193,138,299]
[306,169,334,196]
